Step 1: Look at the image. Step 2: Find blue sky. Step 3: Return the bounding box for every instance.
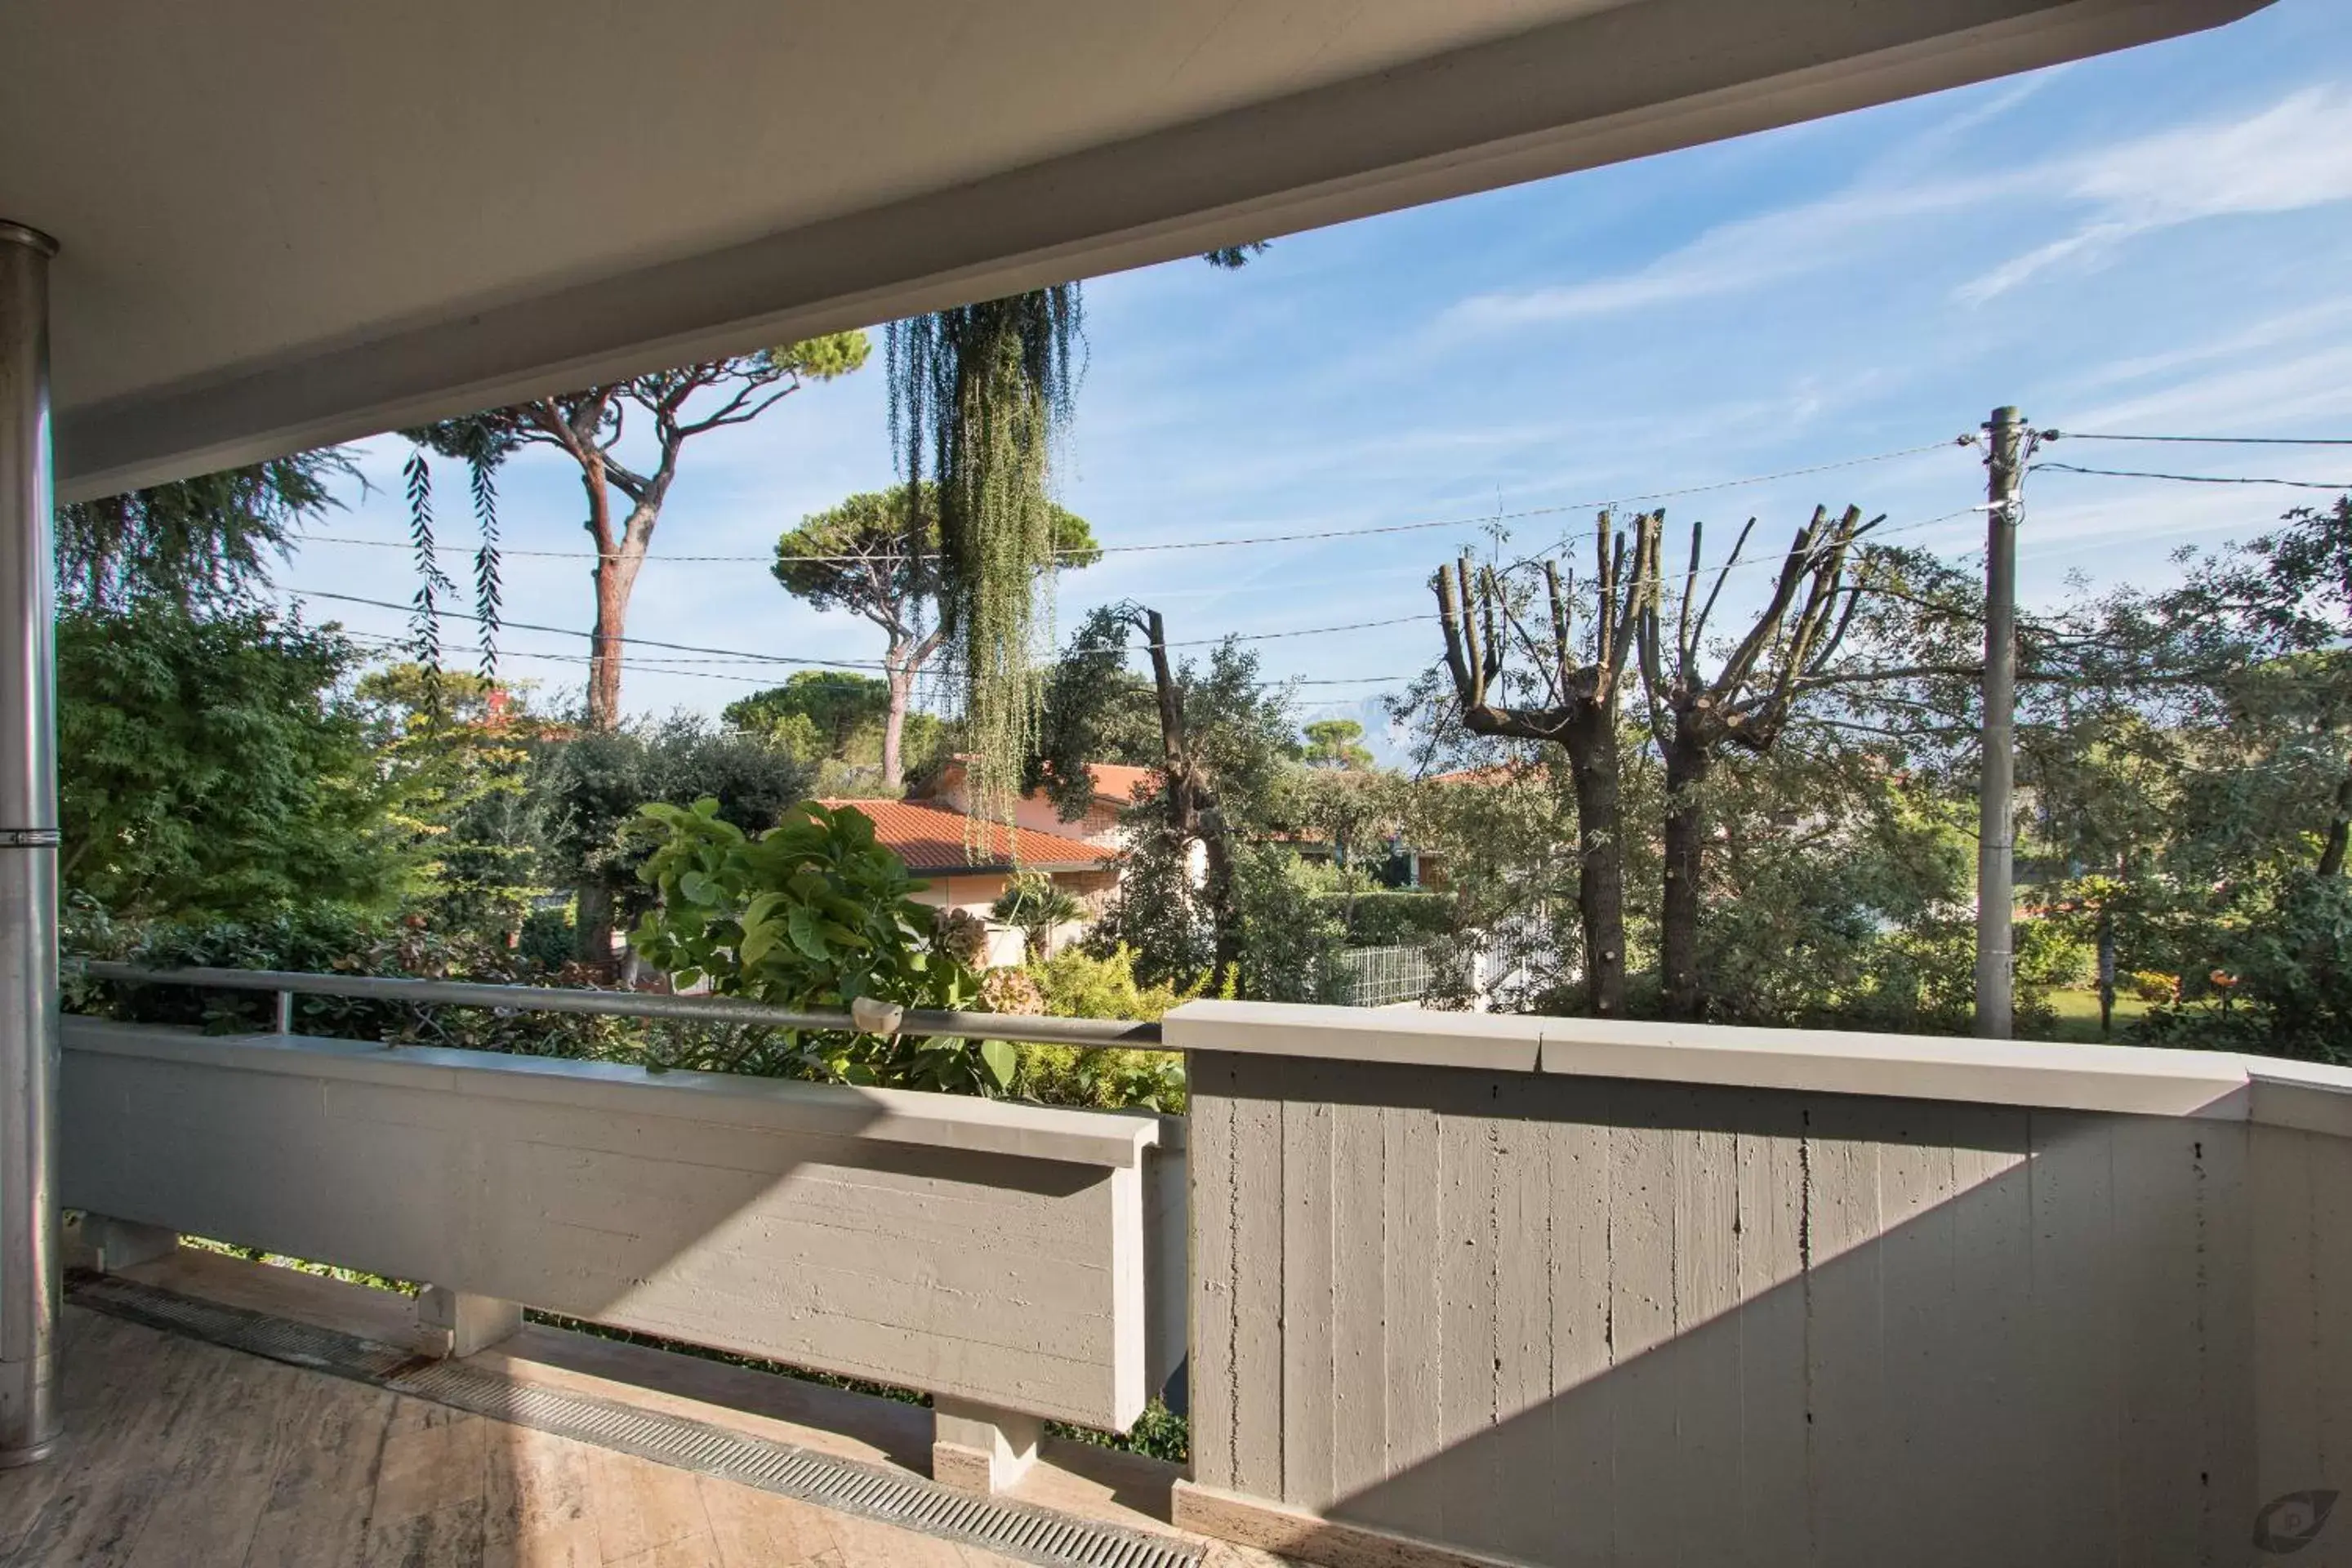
[290,0,2352,746]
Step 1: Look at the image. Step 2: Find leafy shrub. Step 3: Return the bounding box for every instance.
[2128,969,2180,1004]
[60,605,408,923]
[2132,872,2352,1063]
[990,870,1083,962]
[2014,919,2093,990]
[1316,889,1453,947]
[516,906,577,972]
[995,947,1197,1112]
[64,898,630,1059]
[1084,833,1214,987]
[1231,844,1350,1004]
[628,799,998,1091]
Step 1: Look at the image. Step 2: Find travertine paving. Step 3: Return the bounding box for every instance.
[0,1308,1030,1567]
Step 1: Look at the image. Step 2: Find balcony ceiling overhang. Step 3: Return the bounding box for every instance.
[2,0,2265,501]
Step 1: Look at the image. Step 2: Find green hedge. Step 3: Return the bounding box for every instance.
[1312,890,1454,947]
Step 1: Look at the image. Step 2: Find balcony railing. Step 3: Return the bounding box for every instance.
[63,963,1180,1497]
[60,969,2352,1566]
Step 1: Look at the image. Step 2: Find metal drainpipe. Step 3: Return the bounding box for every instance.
[0,221,60,1467]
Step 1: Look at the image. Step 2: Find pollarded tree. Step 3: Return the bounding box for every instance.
[1633,505,1877,1020]
[1432,510,1662,1017]
[408,336,870,730]
[769,484,1096,786]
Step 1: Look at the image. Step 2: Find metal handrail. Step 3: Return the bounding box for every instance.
[72,962,1165,1049]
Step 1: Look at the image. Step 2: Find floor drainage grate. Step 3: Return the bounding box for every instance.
[68,1273,1203,1568]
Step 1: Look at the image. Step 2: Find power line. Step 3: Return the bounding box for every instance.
[288,586,1437,661]
[2029,461,2351,491]
[299,500,1993,685]
[296,435,1973,567]
[293,590,893,670]
[2046,430,2352,447]
[1502,504,1988,581]
[336,627,1410,692]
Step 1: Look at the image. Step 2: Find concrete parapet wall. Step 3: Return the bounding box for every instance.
[1177,1016,2352,1568]
[60,1018,1168,1430]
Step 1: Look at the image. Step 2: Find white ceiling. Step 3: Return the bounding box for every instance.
[0,0,2265,498]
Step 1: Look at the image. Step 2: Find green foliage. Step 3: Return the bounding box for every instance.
[58,450,353,612]
[60,605,409,923]
[1301,718,1375,770]
[1083,832,1214,988]
[989,870,1084,962]
[2129,969,2180,1004]
[532,715,817,911]
[1049,1399,1190,1465]
[769,484,1097,617]
[725,671,891,755]
[1028,611,1167,813]
[1277,764,1410,875]
[1024,944,1202,1022]
[627,800,999,1091]
[1323,889,1454,947]
[2014,918,2092,991]
[64,902,628,1059]
[1389,746,1588,1014]
[723,669,951,782]
[1003,947,1198,1112]
[1230,844,1351,1004]
[768,335,875,381]
[355,663,550,938]
[887,291,1083,829]
[2135,871,2352,1062]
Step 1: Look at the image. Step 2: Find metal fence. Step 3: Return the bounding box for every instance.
[1328,944,1437,1007]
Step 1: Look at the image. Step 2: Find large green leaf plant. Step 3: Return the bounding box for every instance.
[628,800,1006,1092]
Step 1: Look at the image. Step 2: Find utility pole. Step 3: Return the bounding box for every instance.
[1976,406,2025,1039]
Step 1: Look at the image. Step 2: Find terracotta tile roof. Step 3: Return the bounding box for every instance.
[821,800,1114,872]
[938,756,1160,809]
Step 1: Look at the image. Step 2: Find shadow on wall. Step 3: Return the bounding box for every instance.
[59,1022,1160,1431]
[1190,1050,2349,1568]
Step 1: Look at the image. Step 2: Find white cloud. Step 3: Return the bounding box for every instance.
[1442,83,2352,330]
[2064,296,2352,392]
[2060,336,2352,434]
[1441,175,2007,328]
[1962,87,2352,301]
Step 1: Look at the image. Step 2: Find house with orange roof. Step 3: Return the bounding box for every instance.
[916,757,1158,849]
[819,760,1165,964]
[818,794,1125,967]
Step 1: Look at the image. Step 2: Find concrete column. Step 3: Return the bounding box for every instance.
[66,1214,176,1275]
[416,1285,523,1358]
[932,1397,1043,1494]
[0,222,60,1469]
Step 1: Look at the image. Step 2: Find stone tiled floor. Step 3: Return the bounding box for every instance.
[0,1307,1093,1566]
